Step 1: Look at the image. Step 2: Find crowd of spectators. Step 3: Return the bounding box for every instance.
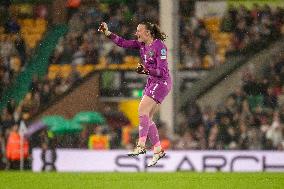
[174,59,284,151]
[180,2,284,69]
[0,2,29,169]
[0,2,47,94]
[51,0,159,66]
[179,0,217,69]
[3,1,283,127]
[0,2,50,169]
[0,0,160,170]
[221,4,284,51]
[0,29,27,96]
[26,60,284,153]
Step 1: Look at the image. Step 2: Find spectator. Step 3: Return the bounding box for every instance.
[266,111,283,148]
[40,83,52,105]
[207,124,219,149]
[263,86,278,110]
[107,46,123,64]
[0,130,6,169]
[71,45,86,66]
[14,34,26,67]
[0,108,15,136]
[174,129,198,150]
[195,124,207,149]
[4,16,20,34]
[66,0,81,21]
[157,122,171,150]
[247,126,262,150]
[238,120,249,149]
[88,126,109,150]
[217,114,232,148]
[184,100,203,129]
[6,124,29,170]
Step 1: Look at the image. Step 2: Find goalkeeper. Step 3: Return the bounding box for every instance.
[98,21,172,167]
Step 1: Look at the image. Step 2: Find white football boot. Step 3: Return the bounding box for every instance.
[147,150,166,167]
[127,145,146,156]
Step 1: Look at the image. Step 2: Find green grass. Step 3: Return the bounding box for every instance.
[0,172,284,189]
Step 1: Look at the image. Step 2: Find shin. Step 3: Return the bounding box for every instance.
[138,114,150,146]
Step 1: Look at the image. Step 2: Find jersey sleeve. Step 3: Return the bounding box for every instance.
[147,42,168,78]
[108,33,141,49]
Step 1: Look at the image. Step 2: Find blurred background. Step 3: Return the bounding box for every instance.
[0,0,284,172]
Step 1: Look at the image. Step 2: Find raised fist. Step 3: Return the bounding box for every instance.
[98,22,111,36]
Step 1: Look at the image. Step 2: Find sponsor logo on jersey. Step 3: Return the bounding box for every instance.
[160,48,167,59]
[161,48,166,55]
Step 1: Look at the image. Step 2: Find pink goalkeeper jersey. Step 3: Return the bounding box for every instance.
[109,33,171,82]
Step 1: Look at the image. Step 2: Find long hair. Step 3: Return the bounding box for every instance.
[140,21,167,41]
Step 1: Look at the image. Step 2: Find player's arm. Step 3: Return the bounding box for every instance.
[147,45,168,78]
[109,33,141,49]
[98,22,141,49]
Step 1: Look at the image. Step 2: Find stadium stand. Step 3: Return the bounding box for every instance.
[176,58,284,150]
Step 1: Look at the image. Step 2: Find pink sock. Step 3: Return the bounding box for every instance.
[148,122,161,148]
[138,115,150,145]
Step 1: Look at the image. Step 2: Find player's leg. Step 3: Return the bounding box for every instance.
[127,95,157,156]
[148,105,161,151]
[145,80,172,166]
[147,105,166,167]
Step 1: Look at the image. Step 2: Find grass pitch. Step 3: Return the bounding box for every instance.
[0,172,283,189]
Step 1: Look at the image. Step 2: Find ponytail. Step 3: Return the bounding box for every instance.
[141,21,167,41]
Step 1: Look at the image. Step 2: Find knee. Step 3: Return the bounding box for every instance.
[149,115,153,123]
[138,107,150,117]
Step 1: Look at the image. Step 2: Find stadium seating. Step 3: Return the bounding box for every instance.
[1,2,284,160]
[18,18,47,49]
[202,18,232,67]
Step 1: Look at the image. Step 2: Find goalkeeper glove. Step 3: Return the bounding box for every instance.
[98,22,111,36]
